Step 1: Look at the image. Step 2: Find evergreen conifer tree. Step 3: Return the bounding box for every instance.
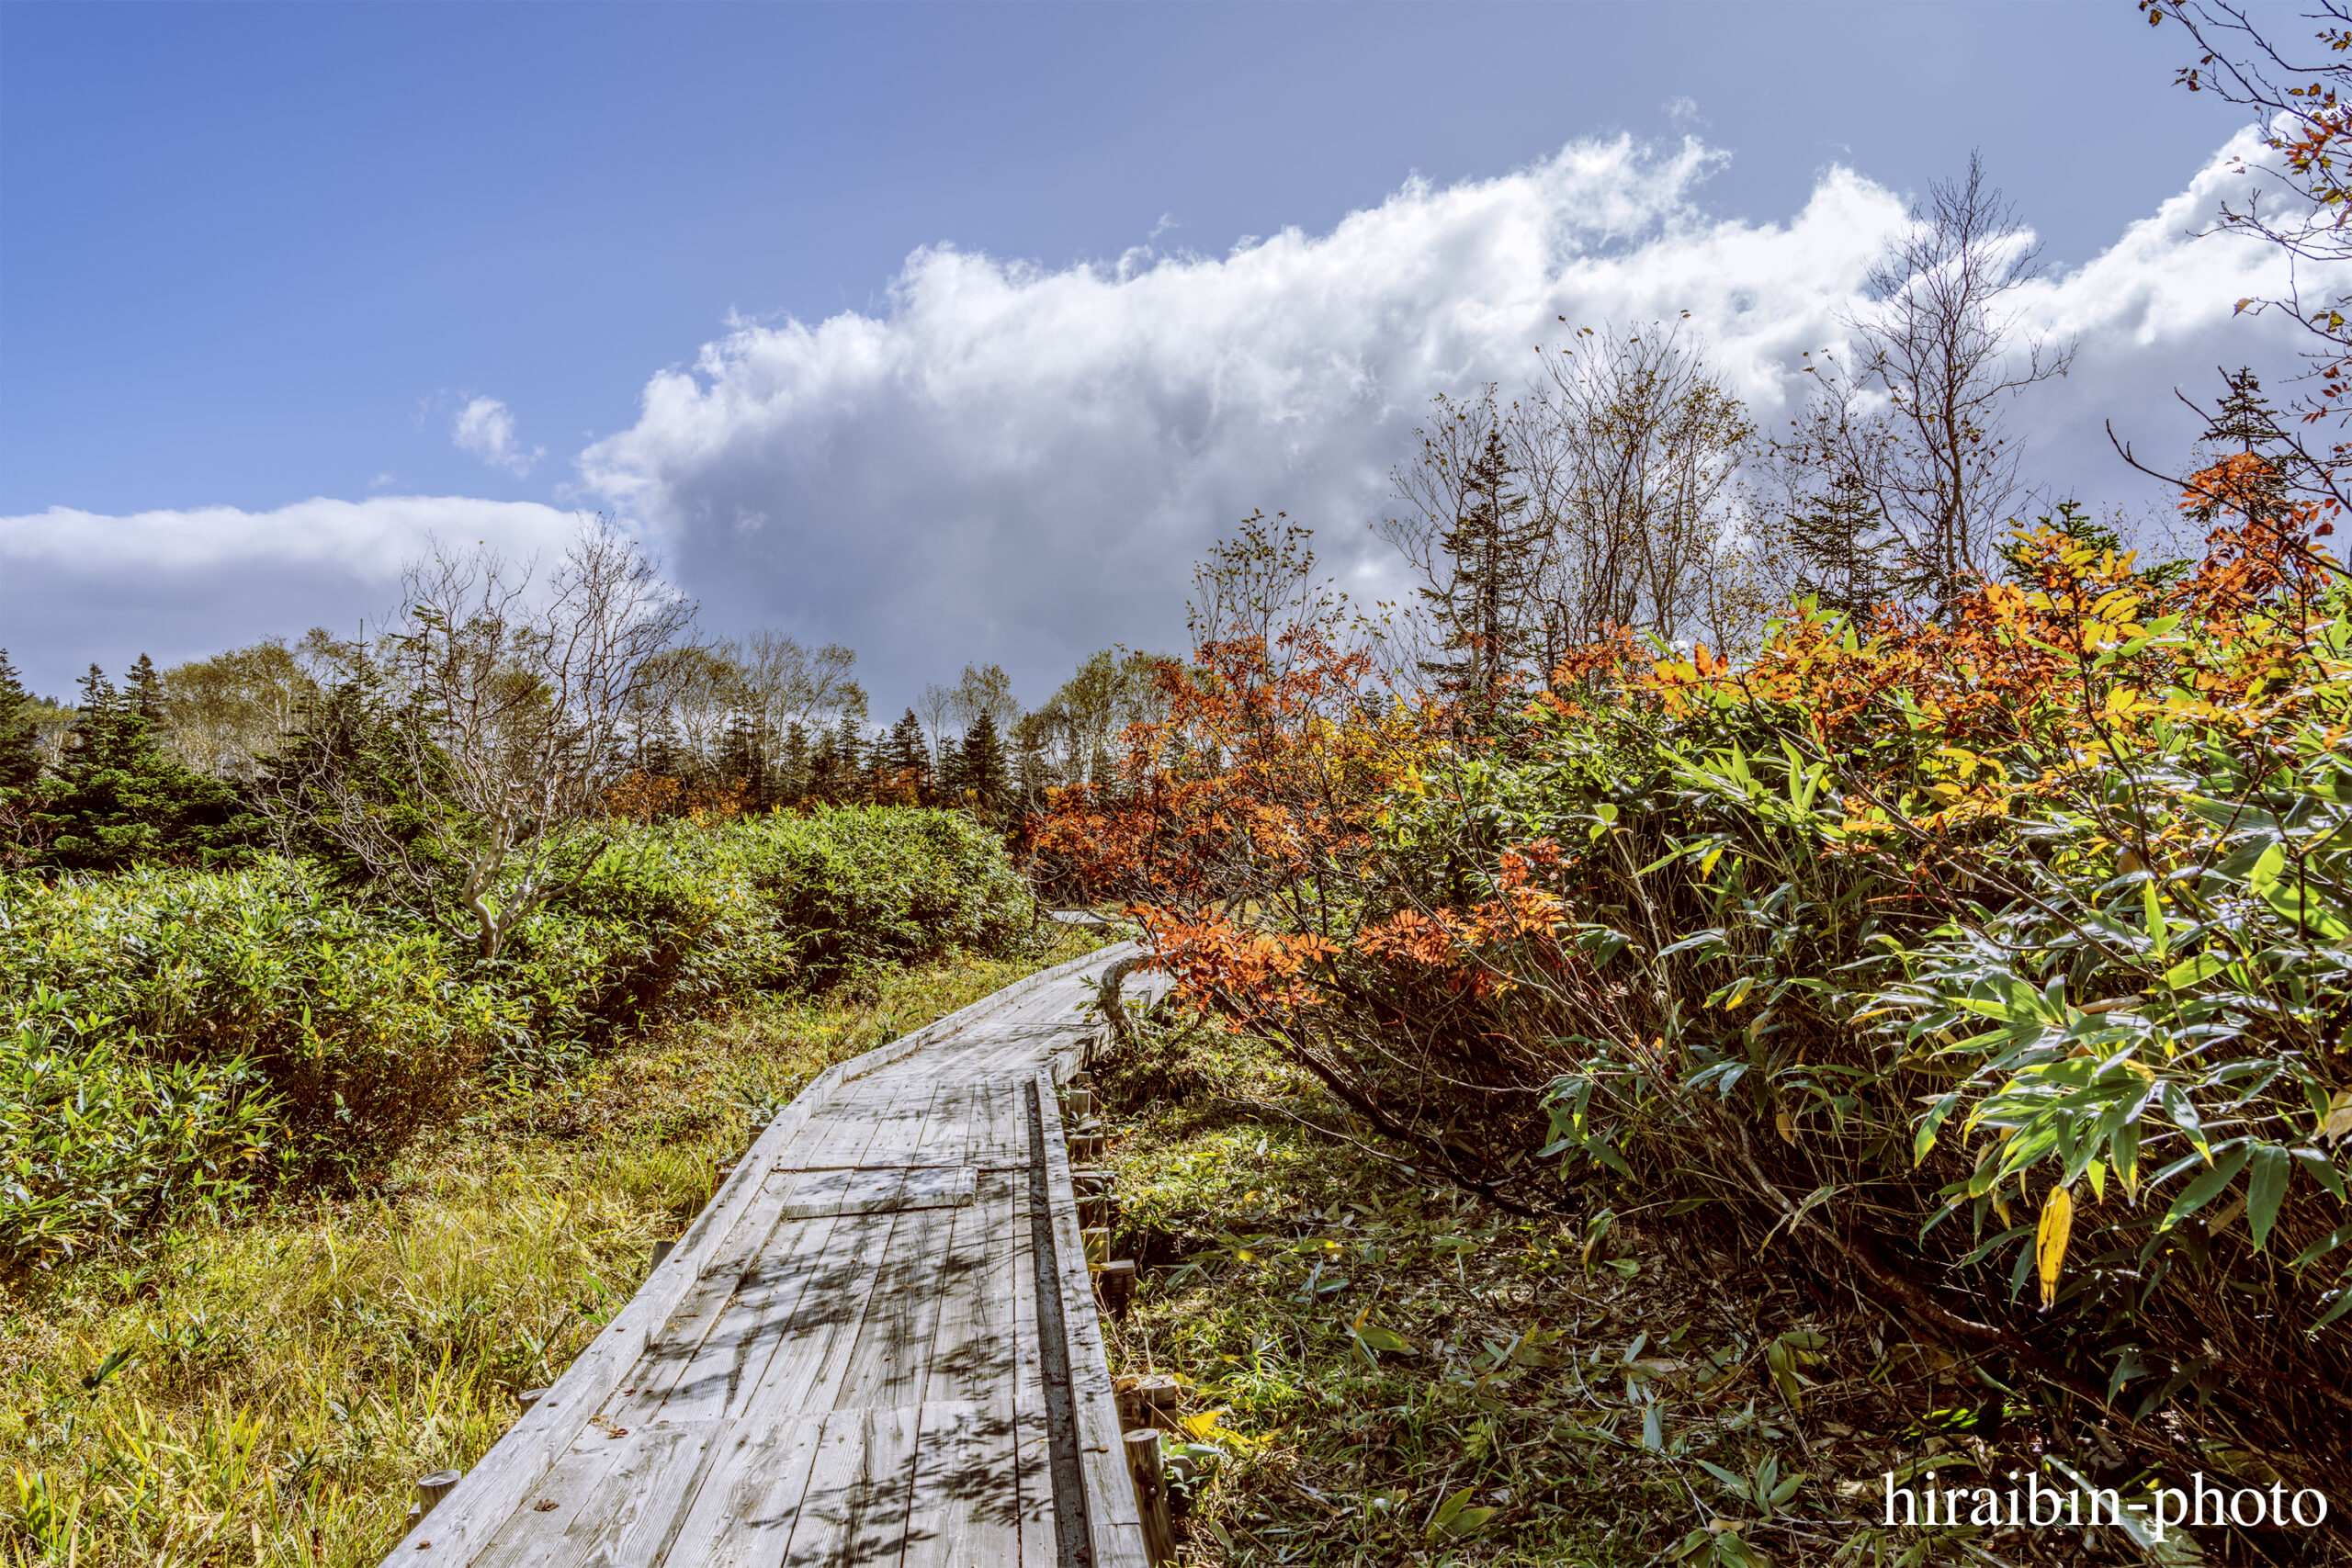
[718,712,766,807]
[126,652,165,720]
[1785,476,1901,622]
[884,708,931,795]
[778,720,812,805]
[956,709,1011,813]
[33,663,252,871]
[1419,429,1543,702]
[253,668,436,883]
[2204,367,2290,456]
[0,648,40,799]
[828,694,871,801]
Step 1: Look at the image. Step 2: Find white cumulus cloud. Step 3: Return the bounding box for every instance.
[452,395,545,477]
[582,128,2329,706]
[0,496,579,693]
[4,129,2335,707]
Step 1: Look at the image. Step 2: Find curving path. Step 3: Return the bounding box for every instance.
[385,941,1162,1568]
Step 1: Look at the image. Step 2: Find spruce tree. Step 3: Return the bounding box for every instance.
[2204,367,2288,455]
[33,663,253,871]
[127,652,165,721]
[778,720,812,806]
[808,730,842,800]
[884,708,931,795]
[718,712,766,807]
[254,670,435,884]
[1419,429,1543,703]
[827,694,872,800]
[1785,476,1901,622]
[956,709,1011,813]
[0,648,40,798]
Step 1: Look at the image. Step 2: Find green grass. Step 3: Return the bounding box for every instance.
[0,929,1099,1567]
[1090,1015,2120,1568]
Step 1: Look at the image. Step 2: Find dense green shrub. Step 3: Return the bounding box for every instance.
[0,861,514,1201]
[0,806,1038,1259]
[709,806,1037,985]
[0,1032,280,1260]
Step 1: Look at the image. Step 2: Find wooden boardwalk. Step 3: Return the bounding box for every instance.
[388,942,1159,1568]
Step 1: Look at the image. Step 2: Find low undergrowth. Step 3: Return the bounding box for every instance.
[0,931,1096,1567]
[0,806,1036,1261]
[1096,1013,2350,1567]
[1040,499,2352,1549]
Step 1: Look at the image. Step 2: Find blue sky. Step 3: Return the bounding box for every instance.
[0,1,2321,702]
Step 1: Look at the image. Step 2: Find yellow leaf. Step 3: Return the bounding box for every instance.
[2324,1089,2352,1145]
[1774,1109,1796,1145]
[1178,1407,1267,1450]
[2037,1185,2075,1311]
[1179,1408,1227,1440]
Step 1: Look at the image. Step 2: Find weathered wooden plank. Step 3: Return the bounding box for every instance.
[766,1163,973,1220]
[831,1201,955,1413]
[968,1077,1031,1170]
[920,1168,1013,1410]
[381,942,1136,1567]
[464,1439,621,1567]
[559,1417,724,1564]
[776,1408,865,1568]
[896,1164,977,1211]
[785,1081,933,1172]
[1007,1141,1057,1567]
[602,1086,893,1429]
[736,1203,907,1421]
[1033,1069,1150,1568]
[616,1214,841,1428]
[780,1405,920,1568]
[660,1415,826,1568]
[911,1077,971,1168]
[469,1419,719,1568]
[902,1400,1021,1568]
[852,1079,947,1168]
[384,1040,896,1565]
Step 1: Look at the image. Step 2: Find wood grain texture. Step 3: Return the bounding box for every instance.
[1033,1070,1150,1568]
[379,942,1147,1568]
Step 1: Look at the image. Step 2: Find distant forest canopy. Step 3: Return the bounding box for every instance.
[0,608,1174,874]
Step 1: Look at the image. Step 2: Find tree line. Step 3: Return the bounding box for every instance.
[0,153,2133,900]
[0,521,1170,953]
[1376,152,2080,706]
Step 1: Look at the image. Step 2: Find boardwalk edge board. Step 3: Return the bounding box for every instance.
[382,940,1146,1565]
[1033,1068,1151,1568]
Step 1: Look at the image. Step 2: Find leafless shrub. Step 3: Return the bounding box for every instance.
[269,517,695,959]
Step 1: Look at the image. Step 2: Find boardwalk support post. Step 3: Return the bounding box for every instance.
[415,1469,463,1518]
[1097,956,1142,1050]
[1096,1258,1136,1313]
[1123,1429,1179,1564]
[1136,1375,1180,1428]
